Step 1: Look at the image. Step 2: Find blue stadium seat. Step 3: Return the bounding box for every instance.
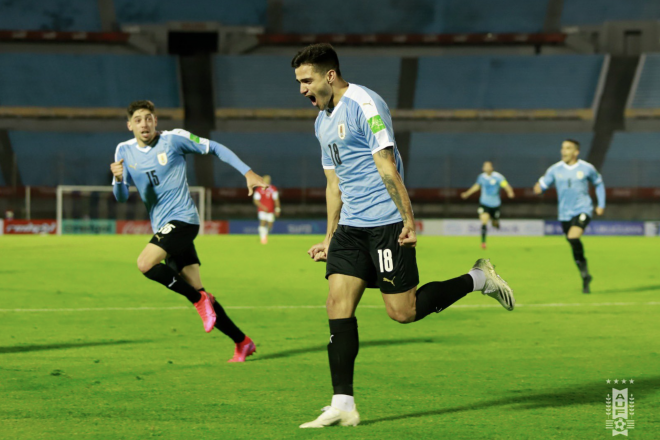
[0,54,180,108]
[10,132,131,186]
[406,132,594,188]
[415,55,604,109]
[630,54,660,108]
[602,132,660,187]
[114,0,265,26]
[210,132,324,188]
[0,0,101,31]
[562,0,660,26]
[214,55,400,108]
[280,0,546,34]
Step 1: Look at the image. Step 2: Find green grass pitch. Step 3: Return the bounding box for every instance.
[1,235,658,439]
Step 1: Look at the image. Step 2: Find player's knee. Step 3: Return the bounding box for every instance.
[387,307,415,324]
[137,256,156,274]
[326,295,353,317]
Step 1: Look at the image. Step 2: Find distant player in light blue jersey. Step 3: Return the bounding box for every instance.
[292,44,516,428]
[461,161,515,249]
[534,139,606,293]
[110,100,266,362]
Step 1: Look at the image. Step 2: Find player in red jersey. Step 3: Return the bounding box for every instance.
[253,175,281,244]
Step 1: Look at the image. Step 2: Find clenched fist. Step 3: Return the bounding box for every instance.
[110,159,124,182]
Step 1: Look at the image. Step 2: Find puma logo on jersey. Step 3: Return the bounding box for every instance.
[128,163,138,170]
[383,276,396,286]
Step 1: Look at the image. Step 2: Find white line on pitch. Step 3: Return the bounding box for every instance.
[0,301,658,313]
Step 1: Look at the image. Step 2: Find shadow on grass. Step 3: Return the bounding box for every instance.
[0,340,150,354]
[361,375,660,426]
[596,285,660,294]
[254,338,436,361]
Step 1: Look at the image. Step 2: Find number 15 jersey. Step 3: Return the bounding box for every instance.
[315,83,403,227]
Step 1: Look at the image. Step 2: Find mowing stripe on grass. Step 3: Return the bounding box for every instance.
[0,302,659,313]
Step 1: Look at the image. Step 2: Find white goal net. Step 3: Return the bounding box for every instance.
[55,185,207,235]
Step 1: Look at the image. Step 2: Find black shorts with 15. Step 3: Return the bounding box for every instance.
[561,213,591,235]
[478,204,501,220]
[326,222,419,294]
[149,220,201,272]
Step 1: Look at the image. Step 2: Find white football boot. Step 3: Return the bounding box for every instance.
[299,406,360,428]
[473,258,515,311]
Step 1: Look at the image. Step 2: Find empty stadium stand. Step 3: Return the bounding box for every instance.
[0,54,180,108]
[214,55,401,109]
[561,0,660,27]
[406,132,594,188]
[0,0,102,32]
[629,54,660,109]
[601,132,660,188]
[414,55,604,110]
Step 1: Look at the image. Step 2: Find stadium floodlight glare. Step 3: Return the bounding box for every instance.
[55,185,207,236]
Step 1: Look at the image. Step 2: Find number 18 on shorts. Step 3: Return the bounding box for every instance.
[326,222,419,294]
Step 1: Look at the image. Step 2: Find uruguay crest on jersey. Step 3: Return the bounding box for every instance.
[157,152,168,166]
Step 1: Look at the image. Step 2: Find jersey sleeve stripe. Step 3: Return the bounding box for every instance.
[371,142,395,154]
[323,165,336,170]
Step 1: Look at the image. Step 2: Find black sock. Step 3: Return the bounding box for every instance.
[481,225,487,243]
[567,238,589,276]
[143,264,202,303]
[414,275,473,321]
[208,295,246,344]
[328,317,359,396]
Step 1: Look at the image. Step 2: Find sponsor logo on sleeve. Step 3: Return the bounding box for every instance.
[190,133,201,143]
[367,115,386,134]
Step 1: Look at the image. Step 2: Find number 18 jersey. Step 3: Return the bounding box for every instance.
[315,83,403,227]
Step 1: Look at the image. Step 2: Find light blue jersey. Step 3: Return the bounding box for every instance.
[112,129,250,232]
[476,172,508,208]
[538,159,606,221]
[315,84,402,227]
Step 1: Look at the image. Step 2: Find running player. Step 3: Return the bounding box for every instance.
[534,139,605,293]
[292,44,516,428]
[461,161,515,249]
[253,175,280,244]
[110,100,265,362]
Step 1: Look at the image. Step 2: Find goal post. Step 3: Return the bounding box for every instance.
[56,185,207,235]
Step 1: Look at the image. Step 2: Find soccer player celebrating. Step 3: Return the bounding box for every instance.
[253,175,280,244]
[534,139,606,293]
[292,44,515,428]
[461,161,515,249]
[110,100,266,362]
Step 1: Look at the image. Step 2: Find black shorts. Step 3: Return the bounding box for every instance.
[149,220,201,272]
[561,213,591,235]
[478,204,501,220]
[326,222,419,294]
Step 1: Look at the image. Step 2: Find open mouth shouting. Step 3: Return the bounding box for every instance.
[308,94,318,107]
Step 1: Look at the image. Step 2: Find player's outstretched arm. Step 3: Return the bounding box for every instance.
[372,147,416,248]
[308,169,341,262]
[461,183,480,199]
[110,159,129,202]
[504,183,515,199]
[594,177,606,216]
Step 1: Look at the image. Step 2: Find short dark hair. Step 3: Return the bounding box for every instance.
[564,138,580,150]
[291,43,341,76]
[127,100,155,119]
